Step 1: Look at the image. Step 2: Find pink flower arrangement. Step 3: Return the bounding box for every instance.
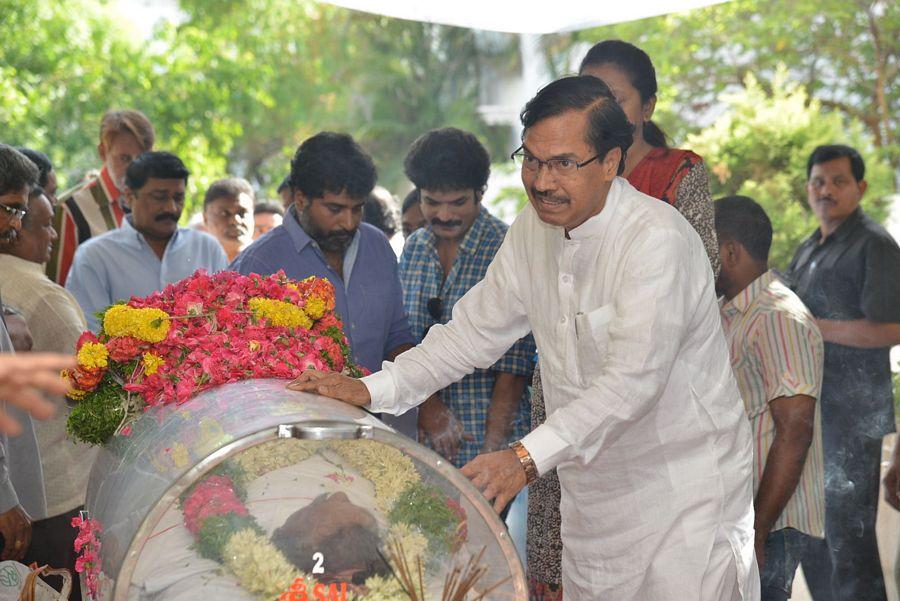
[65,270,364,445]
[182,475,250,534]
[71,515,102,598]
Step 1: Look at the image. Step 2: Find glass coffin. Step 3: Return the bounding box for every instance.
[83,379,527,600]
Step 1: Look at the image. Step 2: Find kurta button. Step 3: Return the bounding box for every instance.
[560,316,567,323]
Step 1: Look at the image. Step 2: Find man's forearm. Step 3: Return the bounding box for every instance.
[482,372,528,451]
[386,343,414,362]
[816,319,900,348]
[754,428,813,535]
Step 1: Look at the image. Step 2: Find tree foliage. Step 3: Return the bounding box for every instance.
[688,69,894,269]
[544,0,898,178]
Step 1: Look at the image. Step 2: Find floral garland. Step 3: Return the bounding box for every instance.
[64,270,363,445]
[71,515,102,598]
[180,439,464,600]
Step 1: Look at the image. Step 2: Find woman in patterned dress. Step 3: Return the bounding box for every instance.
[527,40,721,600]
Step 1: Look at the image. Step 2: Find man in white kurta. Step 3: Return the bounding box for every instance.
[291,76,758,600]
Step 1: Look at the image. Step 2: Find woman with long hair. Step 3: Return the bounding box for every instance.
[527,40,720,600]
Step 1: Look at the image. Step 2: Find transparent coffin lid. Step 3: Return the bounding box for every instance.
[83,379,525,600]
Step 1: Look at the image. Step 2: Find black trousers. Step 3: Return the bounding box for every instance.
[23,506,83,601]
[800,429,887,601]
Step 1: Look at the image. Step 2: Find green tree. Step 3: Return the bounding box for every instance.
[688,69,894,269]
[542,0,899,180]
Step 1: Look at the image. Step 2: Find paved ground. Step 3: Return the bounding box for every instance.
[791,433,899,601]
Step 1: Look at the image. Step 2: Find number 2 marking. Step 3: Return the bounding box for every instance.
[312,552,324,574]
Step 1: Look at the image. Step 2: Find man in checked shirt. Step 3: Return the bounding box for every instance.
[399,128,536,482]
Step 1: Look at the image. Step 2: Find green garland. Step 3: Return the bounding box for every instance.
[387,483,462,556]
[66,373,128,445]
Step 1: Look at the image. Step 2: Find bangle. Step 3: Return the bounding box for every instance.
[509,440,538,484]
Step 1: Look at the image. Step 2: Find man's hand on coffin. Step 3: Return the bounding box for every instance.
[460,449,526,513]
[417,394,474,462]
[0,353,70,435]
[287,369,371,406]
[0,505,31,561]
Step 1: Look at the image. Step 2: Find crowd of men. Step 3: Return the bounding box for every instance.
[0,37,899,601]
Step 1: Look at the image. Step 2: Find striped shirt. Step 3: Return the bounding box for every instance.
[399,207,535,466]
[719,270,825,537]
[47,166,126,286]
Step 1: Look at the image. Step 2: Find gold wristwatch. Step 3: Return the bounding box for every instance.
[509,440,538,484]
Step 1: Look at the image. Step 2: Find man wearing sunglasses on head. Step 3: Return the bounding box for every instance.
[398,128,535,478]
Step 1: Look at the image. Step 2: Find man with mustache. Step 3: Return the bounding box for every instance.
[786,145,900,601]
[66,152,227,331]
[290,77,757,600]
[202,177,255,261]
[399,127,535,476]
[47,109,156,286]
[231,132,416,436]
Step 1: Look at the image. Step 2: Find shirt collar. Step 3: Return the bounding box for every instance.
[0,253,45,275]
[121,217,182,253]
[283,205,316,254]
[566,177,622,240]
[721,269,777,315]
[282,204,361,262]
[809,207,863,245]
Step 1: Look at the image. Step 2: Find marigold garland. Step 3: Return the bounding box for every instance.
[64,270,364,445]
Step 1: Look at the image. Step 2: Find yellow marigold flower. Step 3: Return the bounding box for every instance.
[248,298,312,329]
[143,352,164,375]
[77,342,109,369]
[103,305,171,343]
[67,388,88,401]
[304,295,327,320]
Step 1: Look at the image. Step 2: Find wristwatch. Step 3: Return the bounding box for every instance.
[509,440,538,484]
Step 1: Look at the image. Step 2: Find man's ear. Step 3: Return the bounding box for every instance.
[293,190,308,212]
[475,188,485,204]
[97,142,107,162]
[602,147,622,180]
[720,239,742,268]
[858,179,868,197]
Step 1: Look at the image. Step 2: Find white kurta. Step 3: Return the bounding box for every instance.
[364,177,758,600]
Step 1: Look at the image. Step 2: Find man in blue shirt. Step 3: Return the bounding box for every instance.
[400,128,535,468]
[66,152,228,331]
[231,132,416,435]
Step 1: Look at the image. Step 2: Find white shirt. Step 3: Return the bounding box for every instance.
[365,178,758,600]
[66,218,228,331]
[0,254,95,517]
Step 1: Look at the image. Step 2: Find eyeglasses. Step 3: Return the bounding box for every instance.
[423,297,443,338]
[0,203,26,222]
[510,146,600,178]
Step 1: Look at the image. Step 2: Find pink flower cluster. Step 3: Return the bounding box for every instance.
[78,270,354,408]
[71,515,102,598]
[182,475,248,534]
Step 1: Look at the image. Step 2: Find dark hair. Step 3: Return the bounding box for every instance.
[124,151,190,191]
[404,128,490,192]
[277,175,291,193]
[203,177,254,207]
[806,144,865,182]
[401,188,421,214]
[16,147,52,188]
[520,76,633,175]
[290,132,377,201]
[363,186,399,238]
[579,39,667,148]
[253,201,284,216]
[0,143,40,196]
[714,195,772,262]
[273,522,389,585]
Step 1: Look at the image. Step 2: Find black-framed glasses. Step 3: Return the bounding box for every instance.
[427,297,443,321]
[423,297,443,338]
[510,145,600,177]
[0,203,26,222]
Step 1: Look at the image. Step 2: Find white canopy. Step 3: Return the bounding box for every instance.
[319,0,727,33]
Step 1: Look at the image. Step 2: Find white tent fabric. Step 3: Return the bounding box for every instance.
[319,0,727,33]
